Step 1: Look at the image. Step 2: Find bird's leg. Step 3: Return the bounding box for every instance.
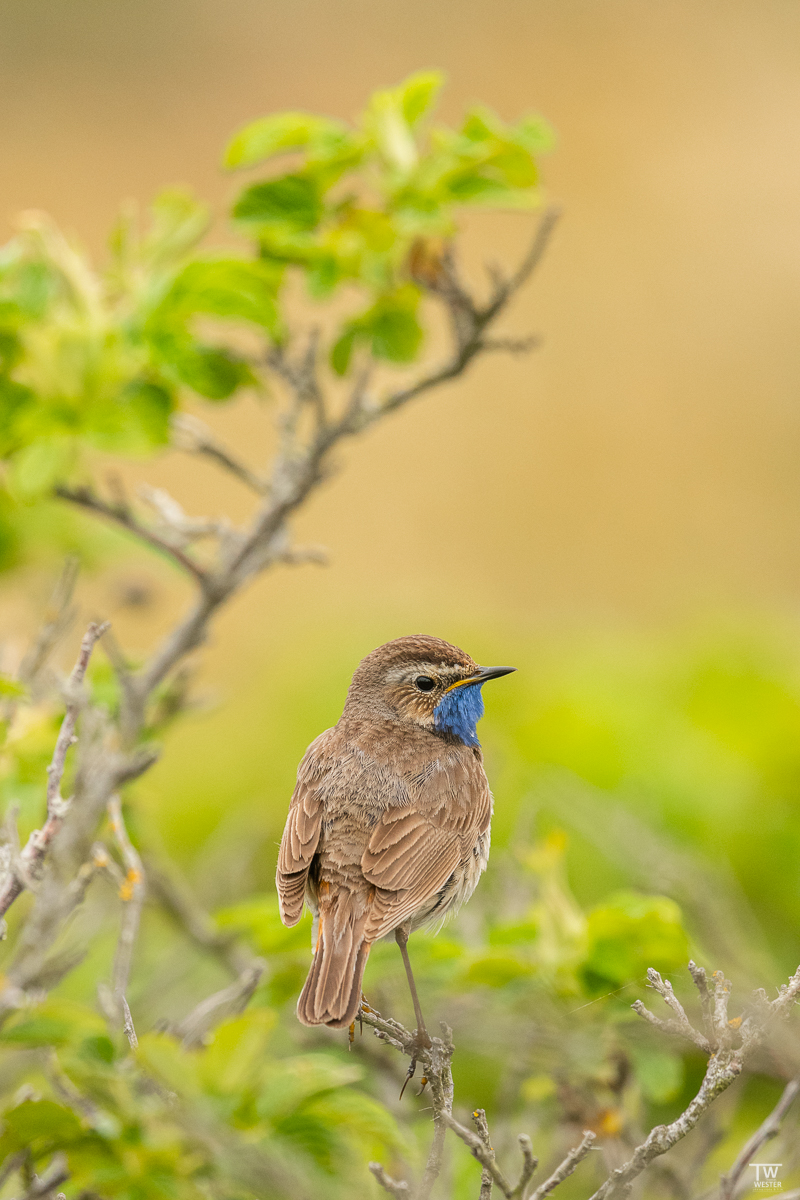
[395,926,433,1053]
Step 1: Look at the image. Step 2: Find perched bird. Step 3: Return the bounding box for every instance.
[276,635,514,1043]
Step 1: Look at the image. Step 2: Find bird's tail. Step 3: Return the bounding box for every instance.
[297,900,371,1029]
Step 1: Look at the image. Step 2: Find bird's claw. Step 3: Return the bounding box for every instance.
[399,1056,417,1099]
[399,1030,432,1099]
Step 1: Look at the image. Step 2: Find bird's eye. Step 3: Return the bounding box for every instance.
[414,676,436,692]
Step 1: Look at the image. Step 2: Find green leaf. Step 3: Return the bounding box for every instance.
[584,892,690,987]
[461,949,532,988]
[167,344,255,401]
[216,895,311,955]
[0,674,24,697]
[224,112,350,170]
[0,1016,73,1045]
[8,438,76,499]
[515,113,557,155]
[330,328,357,376]
[257,1054,363,1122]
[232,174,323,231]
[398,70,444,126]
[163,257,282,335]
[149,328,255,402]
[369,294,423,362]
[83,379,174,455]
[140,188,211,268]
[0,1100,83,1158]
[630,1046,685,1103]
[331,285,423,375]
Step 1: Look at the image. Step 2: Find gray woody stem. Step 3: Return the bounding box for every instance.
[175,960,266,1048]
[99,796,145,1048]
[54,484,209,586]
[361,1004,593,1200]
[719,1077,800,1200]
[588,961,800,1200]
[0,621,108,920]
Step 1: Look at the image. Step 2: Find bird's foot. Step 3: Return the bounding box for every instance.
[348,1021,355,1049]
[399,1056,417,1099]
[399,1029,433,1098]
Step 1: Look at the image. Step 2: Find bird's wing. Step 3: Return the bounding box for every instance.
[276,730,331,926]
[361,747,491,940]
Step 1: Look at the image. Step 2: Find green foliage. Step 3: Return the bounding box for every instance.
[0,71,550,572]
[583,892,689,988]
[0,999,407,1199]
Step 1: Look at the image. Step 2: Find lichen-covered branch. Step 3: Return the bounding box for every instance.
[0,621,108,921]
[588,959,800,1200]
[361,1003,593,1200]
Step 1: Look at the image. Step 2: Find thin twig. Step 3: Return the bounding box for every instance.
[632,969,713,1054]
[592,961,800,1200]
[368,1163,410,1197]
[527,1132,596,1200]
[171,413,268,494]
[55,484,209,586]
[175,960,266,1047]
[719,1078,800,1199]
[473,1109,498,1200]
[9,1153,69,1199]
[106,795,145,1047]
[0,622,108,919]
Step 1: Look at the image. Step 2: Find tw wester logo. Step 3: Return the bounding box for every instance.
[752,1164,782,1190]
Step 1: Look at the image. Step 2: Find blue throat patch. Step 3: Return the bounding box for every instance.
[433,684,485,746]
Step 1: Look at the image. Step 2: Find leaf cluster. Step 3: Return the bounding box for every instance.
[0,73,551,510]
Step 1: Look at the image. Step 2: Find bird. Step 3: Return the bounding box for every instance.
[276,635,515,1046]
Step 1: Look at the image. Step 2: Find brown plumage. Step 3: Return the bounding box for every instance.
[276,635,514,1031]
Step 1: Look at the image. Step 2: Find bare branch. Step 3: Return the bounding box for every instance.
[105,795,145,1047]
[444,1112,515,1197]
[171,412,268,494]
[688,959,714,1029]
[631,1000,713,1054]
[174,959,266,1047]
[138,484,231,548]
[632,968,713,1054]
[719,1077,800,1200]
[368,1162,411,1197]
[527,1132,596,1200]
[10,1153,69,1199]
[481,206,562,320]
[712,970,734,1048]
[473,1109,499,1200]
[55,483,209,586]
[597,960,800,1199]
[0,621,108,920]
[477,335,541,356]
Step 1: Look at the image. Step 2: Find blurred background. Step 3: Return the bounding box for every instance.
[2,1,800,1192]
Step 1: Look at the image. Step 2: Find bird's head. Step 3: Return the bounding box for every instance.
[344,635,515,746]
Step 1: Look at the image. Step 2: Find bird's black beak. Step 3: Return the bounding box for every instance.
[445,665,516,693]
[473,665,516,683]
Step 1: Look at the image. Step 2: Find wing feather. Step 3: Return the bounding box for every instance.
[362,749,491,940]
[276,730,332,926]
